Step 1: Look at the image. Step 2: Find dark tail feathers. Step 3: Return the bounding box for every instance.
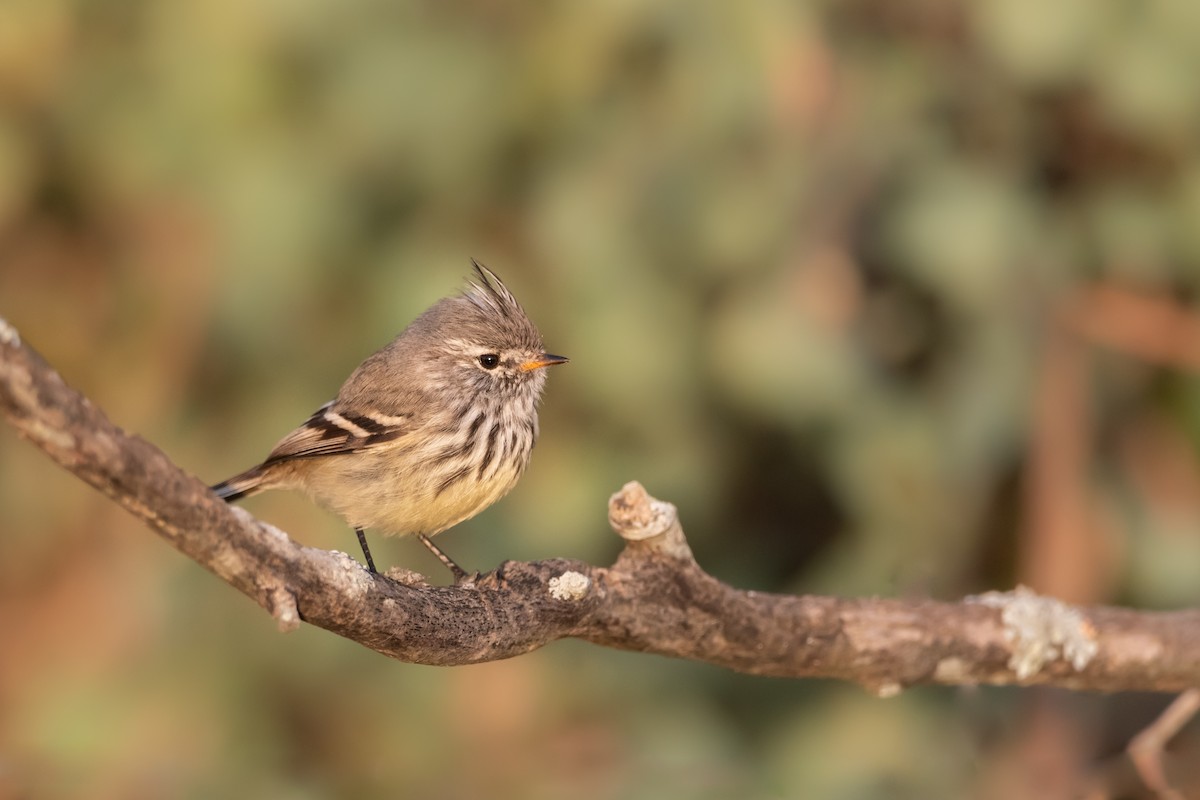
[211,466,265,503]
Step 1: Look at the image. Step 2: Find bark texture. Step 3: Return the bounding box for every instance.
[2,317,1198,693]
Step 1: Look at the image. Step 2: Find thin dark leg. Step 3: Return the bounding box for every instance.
[355,527,378,574]
[417,534,470,582]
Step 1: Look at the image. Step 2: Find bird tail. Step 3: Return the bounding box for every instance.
[211,465,267,503]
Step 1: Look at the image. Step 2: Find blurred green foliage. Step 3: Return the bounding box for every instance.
[3,0,1200,797]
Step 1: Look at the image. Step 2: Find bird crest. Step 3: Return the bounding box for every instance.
[465,259,525,321]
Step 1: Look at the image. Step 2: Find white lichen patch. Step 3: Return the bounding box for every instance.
[313,549,374,594]
[383,566,429,587]
[874,682,903,699]
[548,570,590,601]
[0,316,19,346]
[970,585,1099,680]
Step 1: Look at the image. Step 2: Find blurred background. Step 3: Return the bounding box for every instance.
[3,0,1200,797]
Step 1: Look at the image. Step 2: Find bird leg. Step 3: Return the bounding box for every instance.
[354,527,378,574]
[417,534,472,583]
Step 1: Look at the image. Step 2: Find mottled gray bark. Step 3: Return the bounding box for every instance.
[3,316,1198,693]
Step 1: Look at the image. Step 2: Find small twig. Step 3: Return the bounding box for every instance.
[1067,284,1200,372]
[1128,689,1200,800]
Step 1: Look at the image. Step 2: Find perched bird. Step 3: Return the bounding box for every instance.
[211,261,567,576]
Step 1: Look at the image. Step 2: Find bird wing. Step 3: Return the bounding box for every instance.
[262,401,411,464]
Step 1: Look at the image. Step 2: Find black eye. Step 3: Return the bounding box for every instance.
[478,353,500,369]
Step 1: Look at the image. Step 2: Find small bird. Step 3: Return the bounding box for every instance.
[211,261,567,577]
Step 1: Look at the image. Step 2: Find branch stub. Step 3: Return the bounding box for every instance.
[607,480,692,559]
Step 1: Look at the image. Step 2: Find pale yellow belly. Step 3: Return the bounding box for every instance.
[296,445,526,536]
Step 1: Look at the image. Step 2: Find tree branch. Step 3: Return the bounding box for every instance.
[2,316,1198,692]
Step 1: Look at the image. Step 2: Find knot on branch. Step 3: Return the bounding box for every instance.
[267,585,300,633]
[607,481,692,560]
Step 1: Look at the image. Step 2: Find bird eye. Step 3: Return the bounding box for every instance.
[478,353,500,369]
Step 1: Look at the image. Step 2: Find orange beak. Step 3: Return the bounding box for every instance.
[520,353,569,371]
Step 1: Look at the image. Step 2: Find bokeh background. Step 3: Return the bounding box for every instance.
[3,1,1200,797]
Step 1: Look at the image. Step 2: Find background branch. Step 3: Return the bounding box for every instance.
[2,317,1198,693]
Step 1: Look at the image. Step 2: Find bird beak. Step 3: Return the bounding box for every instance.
[520,353,569,371]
